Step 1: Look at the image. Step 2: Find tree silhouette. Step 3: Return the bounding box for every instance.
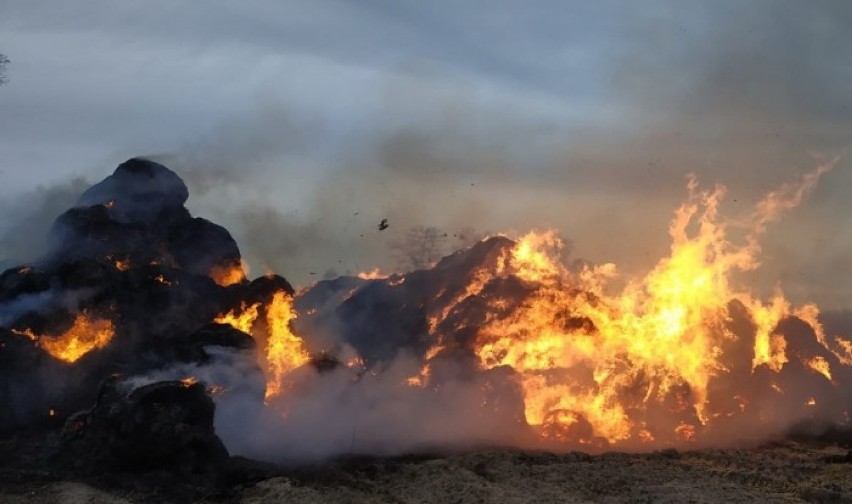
[0,52,9,85]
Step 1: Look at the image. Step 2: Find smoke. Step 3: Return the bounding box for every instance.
[0,287,95,326]
[6,0,851,299]
[227,353,528,461]
[1,154,850,463]
[127,1,852,306]
[2,0,852,464]
[125,341,528,461]
[0,177,90,267]
[160,95,552,283]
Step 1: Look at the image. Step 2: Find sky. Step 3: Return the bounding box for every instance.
[1,0,851,307]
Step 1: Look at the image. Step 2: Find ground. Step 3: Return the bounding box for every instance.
[1,442,851,503]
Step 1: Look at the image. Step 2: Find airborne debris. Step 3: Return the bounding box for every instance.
[378,218,389,231]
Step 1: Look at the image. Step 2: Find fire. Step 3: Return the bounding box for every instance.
[264,291,310,400]
[10,327,37,341]
[17,312,115,363]
[215,302,260,334]
[465,160,849,445]
[207,384,226,395]
[154,274,172,286]
[405,363,432,388]
[108,256,130,271]
[213,291,309,402]
[345,356,365,369]
[357,268,388,280]
[805,356,832,381]
[510,230,563,285]
[180,376,198,387]
[675,422,697,442]
[210,260,248,287]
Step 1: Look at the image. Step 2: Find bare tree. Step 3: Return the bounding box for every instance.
[0,52,9,85]
[390,226,479,272]
[391,226,446,271]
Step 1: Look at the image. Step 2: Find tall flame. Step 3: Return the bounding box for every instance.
[214,291,309,402]
[468,159,849,444]
[264,291,310,400]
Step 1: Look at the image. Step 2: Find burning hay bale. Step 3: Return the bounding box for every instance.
[0,158,277,433]
[1,154,852,498]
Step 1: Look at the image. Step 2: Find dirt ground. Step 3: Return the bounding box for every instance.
[1,442,850,503]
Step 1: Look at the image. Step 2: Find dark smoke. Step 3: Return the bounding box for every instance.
[0,177,90,267]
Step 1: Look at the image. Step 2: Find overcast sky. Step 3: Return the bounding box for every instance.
[1,0,851,307]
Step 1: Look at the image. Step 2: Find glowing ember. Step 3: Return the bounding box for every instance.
[207,384,226,395]
[180,376,198,387]
[405,363,432,388]
[805,356,832,381]
[675,422,697,442]
[10,327,37,341]
[109,256,131,271]
[210,260,248,286]
[345,356,365,369]
[154,274,172,286]
[357,268,388,280]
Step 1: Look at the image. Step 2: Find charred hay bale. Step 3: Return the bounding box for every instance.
[60,378,229,479]
[45,158,242,276]
[0,265,50,303]
[77,157,189,224]
[188,322,256,354]
[240,274,295,302]
[167,217,242,278]
[0,328,62,430]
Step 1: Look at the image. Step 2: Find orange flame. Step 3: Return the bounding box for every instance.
[675,422,697,442]
[468,160,847,445]
[109,256,131,271]
[357,268,388,280]
[18,313,115,363]
[215,302,261,334]
[805,356,832,381]
[210,260,248,287]
[213,291,309,402]
[154,274,172,286]
[180,376,198,387]
[264,291,310,401]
